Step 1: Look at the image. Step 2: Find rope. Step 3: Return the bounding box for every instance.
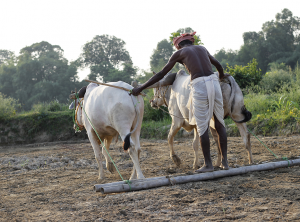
[74,93,132,190]
[72,108,81,132]
[247,127,290,166]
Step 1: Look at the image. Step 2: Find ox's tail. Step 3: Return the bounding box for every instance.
[123,94,141,151]
[227,76,252,123]
[232,105,252,123]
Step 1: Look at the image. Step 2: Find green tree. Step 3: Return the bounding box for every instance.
[150,39,175,72]
[0,41,83,110]
[0,50,15,65]
[225,59,262,89]
[214,9,300,74]
[78,34,136,83]
[169,27,203,46]
[150,27,202,74]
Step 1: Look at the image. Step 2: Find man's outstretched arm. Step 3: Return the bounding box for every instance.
[130,51,180,96]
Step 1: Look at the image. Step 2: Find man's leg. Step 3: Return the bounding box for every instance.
[214,114,229,170]
[195,126,214,173]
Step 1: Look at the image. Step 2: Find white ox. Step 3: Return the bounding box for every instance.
[71,82,145,180]
[147,70,253,169]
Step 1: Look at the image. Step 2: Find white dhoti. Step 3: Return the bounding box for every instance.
[187,73,225,136]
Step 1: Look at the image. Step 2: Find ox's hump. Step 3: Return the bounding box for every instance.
[177,69,189,76]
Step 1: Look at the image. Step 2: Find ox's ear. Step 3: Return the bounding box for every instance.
[69,101,75,110]
[153,71,157,75]
[131,80,138,88]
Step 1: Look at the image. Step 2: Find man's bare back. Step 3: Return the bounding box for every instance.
[131,43,225,95]
[174,45,221,80]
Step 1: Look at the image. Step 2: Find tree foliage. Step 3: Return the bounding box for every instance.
[78,34,136,83]
[149,27,201,73]
[0,41,83,110]
[150,39,175,72]
[215,8,300,73]
[225,59,262,89]
[169,27,203,46]
[0,50,15,65]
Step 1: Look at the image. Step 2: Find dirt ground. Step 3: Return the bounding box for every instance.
[1,135,300,222]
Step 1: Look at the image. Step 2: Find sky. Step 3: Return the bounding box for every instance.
[1,0,300,80]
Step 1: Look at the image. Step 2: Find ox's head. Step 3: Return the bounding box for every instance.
[69,99,84,131]
[150,86,169,109]
[146,72,176,109]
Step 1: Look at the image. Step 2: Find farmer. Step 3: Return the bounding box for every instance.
[131,32,229,173]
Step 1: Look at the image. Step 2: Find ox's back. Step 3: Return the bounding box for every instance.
[83,82,144,136]
[169,70,191,119]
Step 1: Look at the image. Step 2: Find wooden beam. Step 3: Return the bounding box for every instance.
[95,159,300,194]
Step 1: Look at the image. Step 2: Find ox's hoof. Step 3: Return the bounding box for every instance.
[98,176,105,180]
[171,154,181,167]
[193,164,200,170]
[107,162,115,173]
[214,161,221,168]
[220,163,229,170]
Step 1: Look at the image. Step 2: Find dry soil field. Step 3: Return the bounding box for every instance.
[1,135,300,221]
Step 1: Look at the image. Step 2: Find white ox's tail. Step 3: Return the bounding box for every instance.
[123,94,141,151]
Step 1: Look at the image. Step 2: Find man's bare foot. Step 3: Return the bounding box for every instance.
[195,165,214,173]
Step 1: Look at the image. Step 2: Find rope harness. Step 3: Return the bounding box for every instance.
[74,98,85,131]
[150,85,189,120]
[247,127,290,166]
[151,84,170,107]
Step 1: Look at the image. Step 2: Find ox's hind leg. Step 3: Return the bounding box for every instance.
[102,137,115,173]
[236,123,253,164]
[121,132,145,180]
[210,126,222,167]
[192,128,200,169]
[87,130,105,179]
[128,131,142,180]
[168,123,182,167]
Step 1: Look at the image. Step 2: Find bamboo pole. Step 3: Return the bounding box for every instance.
[94,176,167,192]
[95,159,300,194]
[84,79,146,96]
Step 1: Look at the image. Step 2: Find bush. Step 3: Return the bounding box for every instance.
[0,93,20,119]
[226,58,262,89]
[31,100,69,113]
[259,63,293,92]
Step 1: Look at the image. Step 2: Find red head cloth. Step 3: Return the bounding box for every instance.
[173,32,196,50]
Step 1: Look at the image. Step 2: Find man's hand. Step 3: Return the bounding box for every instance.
[130,87,142,96]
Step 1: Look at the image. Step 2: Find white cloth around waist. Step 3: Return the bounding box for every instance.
[186,73,225,136]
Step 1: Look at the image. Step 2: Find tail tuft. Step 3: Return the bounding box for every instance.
[123,133,131,151]
[241,105,252,123]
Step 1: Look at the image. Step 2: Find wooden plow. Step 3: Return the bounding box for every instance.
[95,158,300,194]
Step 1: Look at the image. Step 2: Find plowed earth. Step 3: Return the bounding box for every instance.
[1,136,300,221]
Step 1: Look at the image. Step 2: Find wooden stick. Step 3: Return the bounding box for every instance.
[95,159,300,194]
[84,79,146,96]
[94,176,167,192]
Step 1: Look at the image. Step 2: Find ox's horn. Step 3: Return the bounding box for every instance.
[153,71,157,75]
[145,82,160,89]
